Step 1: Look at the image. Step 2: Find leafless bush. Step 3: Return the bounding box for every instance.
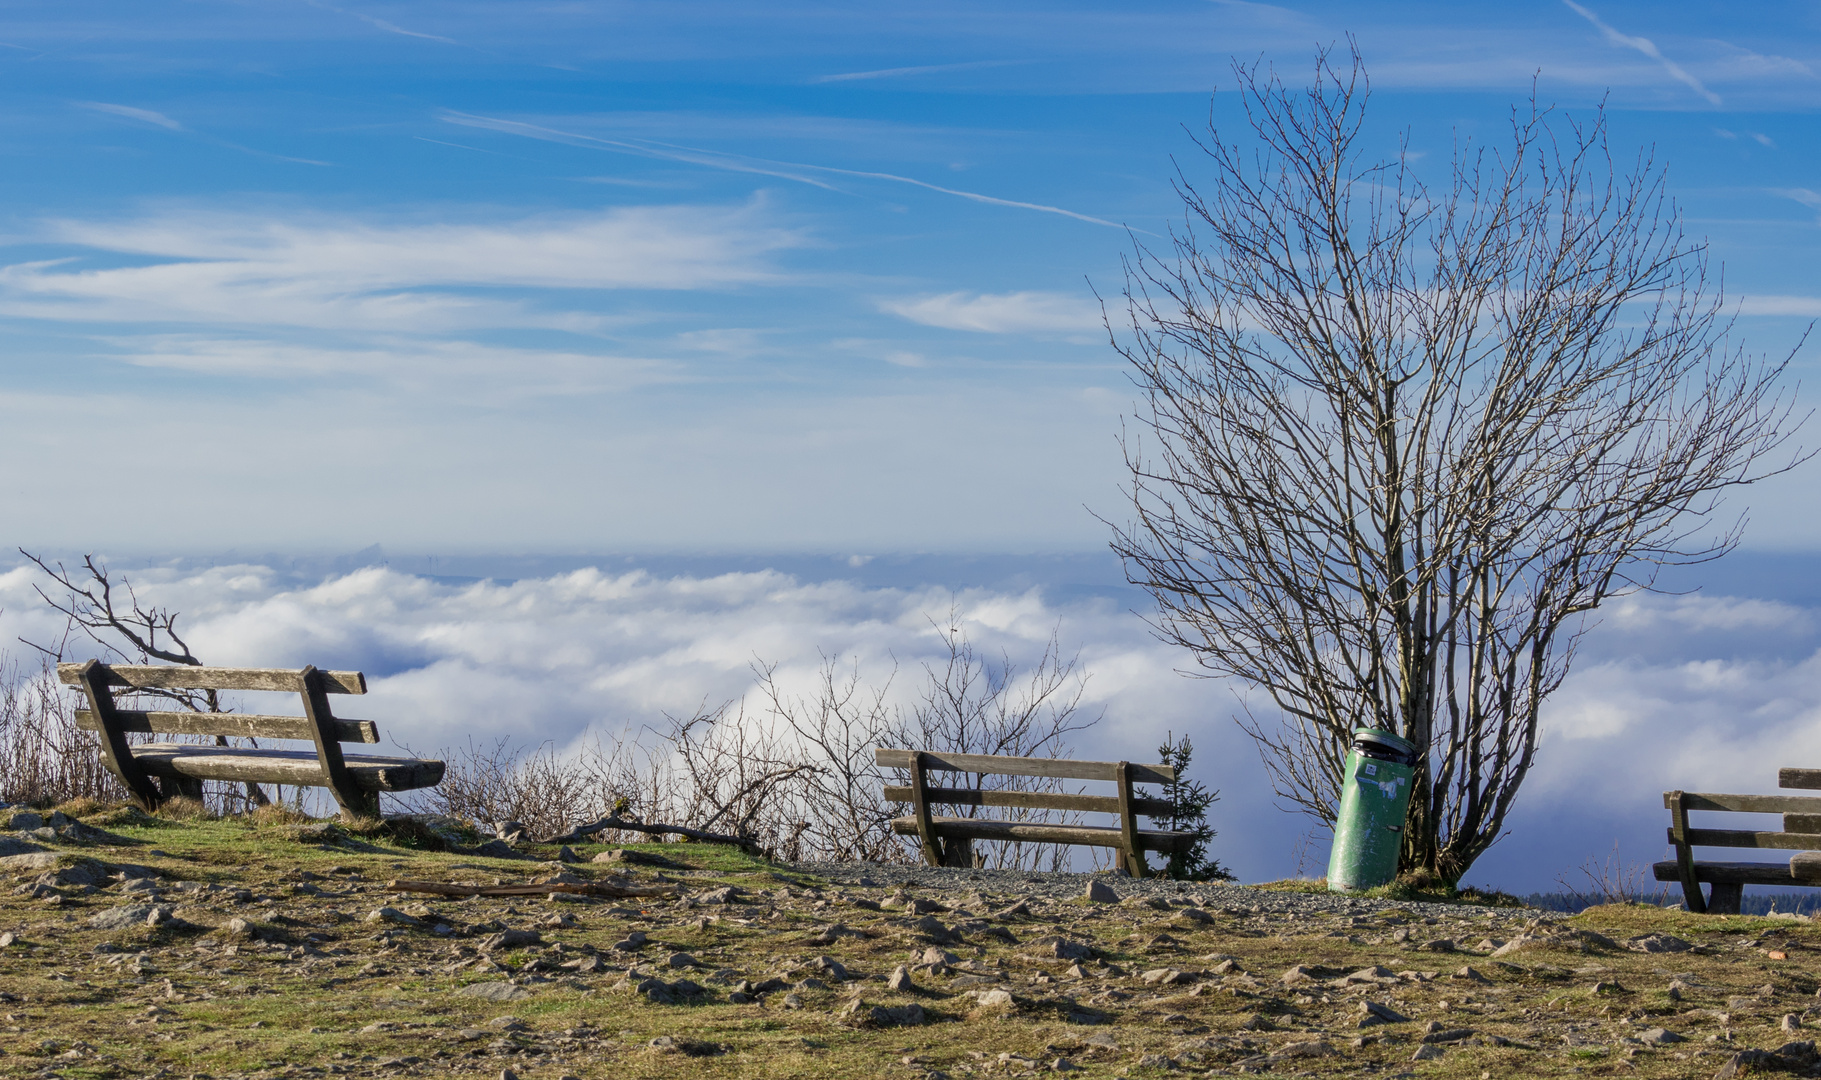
[1555,843,1669,908]
[0,657,130,807]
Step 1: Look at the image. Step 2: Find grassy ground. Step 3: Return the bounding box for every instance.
[3,803,1819,1080]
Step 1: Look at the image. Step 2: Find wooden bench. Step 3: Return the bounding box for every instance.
[60,660,444,819]
[875,748,1196,878]
[1652,769,1821,914]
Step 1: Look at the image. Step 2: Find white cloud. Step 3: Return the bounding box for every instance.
[0,203,804,333]
[101,335,679,395]
[77,102,184,130]
[2,556,1811,890]
[881,290,1103,334]
[1561,0,1722,106]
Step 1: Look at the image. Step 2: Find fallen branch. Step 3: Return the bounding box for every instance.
[386,878,677,900]
[539,815,762,854]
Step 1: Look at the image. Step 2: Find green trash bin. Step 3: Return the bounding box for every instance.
[1327,728,1417,892]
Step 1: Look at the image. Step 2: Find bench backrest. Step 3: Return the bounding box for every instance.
[58,663,376,743]
[874,748,1176,817]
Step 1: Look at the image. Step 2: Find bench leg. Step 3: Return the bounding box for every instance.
[940,836,974,868]
[1707,882,1744,915]
[159,775,205,802]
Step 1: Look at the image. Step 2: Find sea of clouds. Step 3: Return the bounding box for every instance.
[2,550,1816,895]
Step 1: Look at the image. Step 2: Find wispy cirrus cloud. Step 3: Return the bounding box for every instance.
[77,101,183,130]
[881,290,1103,334]
[1561,0,1722,105]
[442,112,1126,229]
[0,202,804,333]
[812,59,1027,84]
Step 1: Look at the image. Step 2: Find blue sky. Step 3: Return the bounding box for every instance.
[1,0,1819,552]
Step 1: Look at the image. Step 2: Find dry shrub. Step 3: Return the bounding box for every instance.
[154,795,214,821]
[0,659,131,808]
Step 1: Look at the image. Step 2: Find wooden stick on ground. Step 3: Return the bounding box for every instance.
[539,814,762,854]
[385,879,677,900]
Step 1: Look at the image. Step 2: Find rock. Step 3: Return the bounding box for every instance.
[221,917,254,939]
[851,1002,927,1027]
[695,886,743,905]
[366,907,424,927]
[1421,1028,1476,1045]
[992,899,1032,919]
[807,956,848,981]
[1358,1000,1410,1027]
[1626,932,1694,953]
[906,897,945,914]
[780,993,804,1009]
[974,989,1016,1011]
[887,965,915,991]
[1140,968,1193,985]
[0,852,61,872]
[919,947,960,966]
[469,839,519,859]
[1051,1058,1080,1072]
[1636,1027,1685,1046]
[912,915,960,944]
[610,931,649,952]
[1275,1040,1333,1058]
[1344,965,1397,984]
[1209,958,1240,975]
[456,982,530,1002]
[481,929,543,951]
[37,858,107,888]
[6,811,44,830]
[493,820,527,843]
[1175,907,1214,925]
[1410,1044,1445,1061]
[1083,879,1119,903]
[1035,936,1093,961]
[1455,965,1490,982]
[88,905,157,930]
[1418,939,1456,953]
[0,932,13,947]
[1786,1014,1804,1034]
[1280,964,1319,985]
[666,952,702,969]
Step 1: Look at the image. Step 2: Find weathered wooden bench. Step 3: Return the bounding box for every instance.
[60,660,444,819]
[875,748,1196,878]
[1653,769,1821,914]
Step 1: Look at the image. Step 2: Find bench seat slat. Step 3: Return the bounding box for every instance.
[1652,859,1805,886]
[890,815,1196,853]
[880,785,1173,818]
[875,749,1175,785]
[1661,791,1821,814]
[75,709,379,744]
[58,664,366,695]
[131,744,443,793]
[1673,827,1821,851]
[1782,769,1821,790]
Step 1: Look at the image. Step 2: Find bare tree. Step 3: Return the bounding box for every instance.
[1106,47,1807,883]
[20,552,271,809]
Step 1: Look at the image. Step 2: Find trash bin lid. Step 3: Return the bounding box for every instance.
[1351,728,1416,762]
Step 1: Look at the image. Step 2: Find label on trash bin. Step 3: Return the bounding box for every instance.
[1362,763,1377,776]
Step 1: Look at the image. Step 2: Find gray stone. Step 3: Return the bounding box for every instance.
[1034,936,1092,961]
[974,989,1016,1010]
[482,929,542,951]
[1357,1000,1411,1027]
[807,956,848,980]
[886,965,915,991]
[6,812,43,831]
[456,982,531,1002]
[666,952,702,969]
[88,905,157,931]
[1637,1027,1686,1046]
[366,907,423,927]
[1083,879,1119,903]
[919,946,959,966]
[1280,964,1320,985]
[1626,933,1694,954]
[1410,1044,1445,1061]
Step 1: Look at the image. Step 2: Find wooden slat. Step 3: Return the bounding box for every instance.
[1790,851,1821,882]
[1672,827,1821,851]
[1782,769,1821,791]
[1661,791,1821,815]
[908,752,942,867]
[75,709,378,744]
[130,744,442,792]
[875,748,1174,785]
[880,785,1170,817]
[1652,859,1800,885]
[58,663,366,695]
[890,815,1197,853]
